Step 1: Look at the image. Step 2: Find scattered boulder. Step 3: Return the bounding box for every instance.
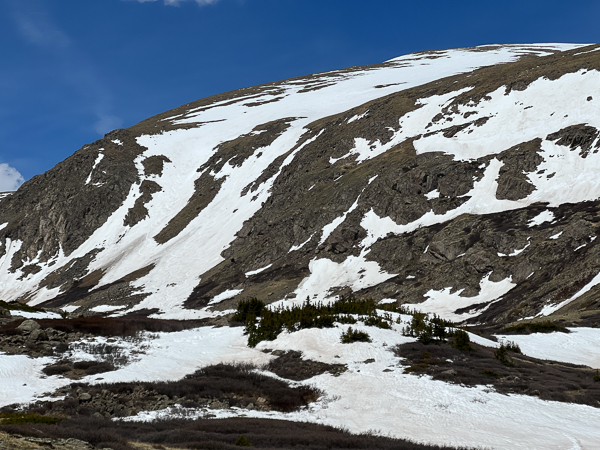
[29,328,48,341]
[0,307,10,317]
[17,319,41,333]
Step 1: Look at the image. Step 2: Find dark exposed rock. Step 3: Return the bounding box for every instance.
[123,180,162,227]
[496,139,543,200]
[265,350,347,380]
[0,129,143,268]
[28,328,48,341]
[142,155,171,176]
[547,124,600,157]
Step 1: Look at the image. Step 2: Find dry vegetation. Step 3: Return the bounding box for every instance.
[394,340,600,406]
[1,417,479,450]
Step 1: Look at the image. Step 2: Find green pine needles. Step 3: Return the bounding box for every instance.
[234,297,402,347]
[400,311,466,346]
[233,296,464,348]
[340,327,372,343]
[494,341,522,366]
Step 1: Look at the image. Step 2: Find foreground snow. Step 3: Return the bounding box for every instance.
[0,354,69,406]
[3,321,600,449]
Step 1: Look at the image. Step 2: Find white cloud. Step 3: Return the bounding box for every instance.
[0,163,24,192]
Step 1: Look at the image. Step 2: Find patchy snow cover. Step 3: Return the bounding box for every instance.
[90,305,127,313]
[288,233,315,252]
[0,44,586,316]
[538,268,600,316]
[80,327,272,384]
[496,327,600,368]
[2,43,600,450]
[319,195,360,245]
[278,255,395,307]
[549,231,563,240]
[2,319,600,449]
[84,152,104,185]
[528,210,555,227]
[508,239,530,256]
[417,275,515,322]
[88,323,600,450]
[10,310,62,319]
[245,264,272,277]
[0,353,70,407]
[347,110,368,124]
[425,189,440,199]
[360,158,524,248]
[208,289,244,305]
[61,305,80,313]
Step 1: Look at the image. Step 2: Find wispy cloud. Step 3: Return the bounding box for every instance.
[11,7,70,49]
[130,0,220,6]
[7,0,123,136]
[0,163,24,191]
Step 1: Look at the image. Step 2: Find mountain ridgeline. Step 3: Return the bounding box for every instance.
[1,43,600,332]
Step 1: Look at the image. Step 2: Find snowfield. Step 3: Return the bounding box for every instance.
[3,320,600,449]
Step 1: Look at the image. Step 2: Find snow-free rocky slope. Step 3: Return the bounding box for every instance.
[2,43,600,330]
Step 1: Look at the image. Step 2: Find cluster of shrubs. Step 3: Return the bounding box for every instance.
[0,412,60,425]
[503,320,569,335]
[340,327,372,343]
[494,341,522,366]
[0,416,466,450]
[233,297,402,347]
[42,360,115,377]
[0,300,47,314]
[232,296,478,349]
[400,311,473,350]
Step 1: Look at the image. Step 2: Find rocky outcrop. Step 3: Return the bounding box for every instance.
[0,433,95,450]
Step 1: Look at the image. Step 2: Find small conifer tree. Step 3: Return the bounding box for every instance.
[234,435,252,446]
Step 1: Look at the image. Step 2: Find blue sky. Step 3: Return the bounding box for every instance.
[0,0,598,189]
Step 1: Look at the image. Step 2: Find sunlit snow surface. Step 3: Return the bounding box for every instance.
[496,327,600,368]
[0,354,70,406]
[3,321,600,449]
[0,44,592,318]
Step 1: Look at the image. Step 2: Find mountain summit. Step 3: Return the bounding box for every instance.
[2,43,600,450]
[1,43,599,332]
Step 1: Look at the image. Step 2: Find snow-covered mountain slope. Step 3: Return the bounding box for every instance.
[1,43,600,330]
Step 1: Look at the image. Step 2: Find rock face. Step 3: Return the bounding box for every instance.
[1,43,600,330]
